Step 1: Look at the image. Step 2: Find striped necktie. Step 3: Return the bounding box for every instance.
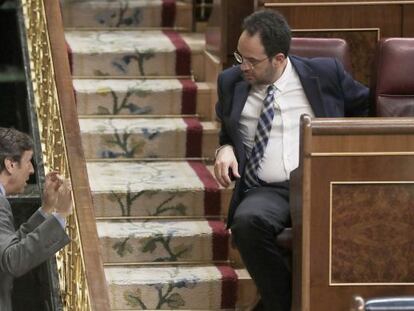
[244,84,276,188]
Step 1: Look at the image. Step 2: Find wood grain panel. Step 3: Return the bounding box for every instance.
[262,1,414,37]
[331,183,414,284]
[304,156,414,310]
[205,0,254,65]
[403,4,414,35]
[292,29,378,85]
[268,5,402,37]
[292,116,414,310]
[259,2,414,84]
[311,134,414,153]
[207,0,414,69]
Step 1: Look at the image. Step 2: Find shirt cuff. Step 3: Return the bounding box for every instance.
[38,207,49,219]
[214,144,234,159]
[38,208,66,229]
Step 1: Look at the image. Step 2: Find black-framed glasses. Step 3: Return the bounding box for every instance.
[233,51,270,68]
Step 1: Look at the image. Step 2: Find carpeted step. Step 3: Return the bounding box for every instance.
[74,79,213,119]
[65,30,205,79]
[87,161,232,217]
[235,268,260,310]
[98,219,229,263]
[105,265,256,310]
[79,117,218,159]
[63,0,256,308]
[62,0,192,30]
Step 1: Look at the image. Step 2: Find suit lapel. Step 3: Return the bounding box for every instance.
[290,56,327,117]
[227,79,250,172]
[230,80,250,122]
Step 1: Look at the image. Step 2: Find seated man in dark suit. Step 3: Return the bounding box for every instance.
[0,127,72,311]
[213,10,369,311]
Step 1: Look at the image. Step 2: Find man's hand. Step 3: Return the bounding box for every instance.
[41,172,63,214]
[214,145,240,188]
[55,179,73,218]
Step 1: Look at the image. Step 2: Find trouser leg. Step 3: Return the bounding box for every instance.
[231,186,291,311]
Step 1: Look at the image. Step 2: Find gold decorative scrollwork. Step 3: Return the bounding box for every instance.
[20,0,91,309]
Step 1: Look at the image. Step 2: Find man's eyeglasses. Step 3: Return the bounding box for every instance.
[233,51,270,69]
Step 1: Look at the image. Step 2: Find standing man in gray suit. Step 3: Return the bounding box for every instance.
[0,127,72,311]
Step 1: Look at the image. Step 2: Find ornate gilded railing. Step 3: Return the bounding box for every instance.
[19,0,110,310]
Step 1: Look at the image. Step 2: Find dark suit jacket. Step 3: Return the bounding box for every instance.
[216,56,370,226]
[0,195,70,311]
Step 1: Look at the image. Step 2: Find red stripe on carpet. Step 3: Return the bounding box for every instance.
[184,117,202,157]
[163,30,191,76]
[208,220,229,260]
[217,265,238,308]
[162,0,176,28]
[179,79,197,114]
[188,161,221,216]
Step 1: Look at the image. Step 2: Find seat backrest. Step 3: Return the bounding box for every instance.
[374,38,414,116]
[290,37,352,73]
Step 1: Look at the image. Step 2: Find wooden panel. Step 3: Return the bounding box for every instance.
[203,51,222,121]
[305,118,414,154]
[403,4,414,35]
[311,134,414,153]
[260,2,414,84]
[205,0,224,58]
[266,4,402,37]
[304,156,414,311]
[205,0,254,63]
[292,29,378,85]
[263,2,414,37]
[331,183,414,284]
[292,116,414,311]
[206,0,414,68]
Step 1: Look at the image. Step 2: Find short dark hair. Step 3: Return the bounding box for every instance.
[0,127,34,172]
[242,9,291,57]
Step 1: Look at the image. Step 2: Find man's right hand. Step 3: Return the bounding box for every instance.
[214,145,240,188]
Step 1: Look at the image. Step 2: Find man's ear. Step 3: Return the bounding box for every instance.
[271,53,286,67]
[4,158,15,174]
[274,53,286,63]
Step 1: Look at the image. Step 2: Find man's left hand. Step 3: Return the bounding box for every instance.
[41,171,63,214]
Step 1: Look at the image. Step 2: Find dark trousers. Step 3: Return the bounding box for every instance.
[231,182,291,311]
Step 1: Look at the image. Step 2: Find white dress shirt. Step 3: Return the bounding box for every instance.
[239,57,314,183]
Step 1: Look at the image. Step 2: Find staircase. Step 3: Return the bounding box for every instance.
[61,0,257,309]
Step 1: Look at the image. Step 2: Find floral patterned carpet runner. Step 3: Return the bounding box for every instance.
[62,0,257,309]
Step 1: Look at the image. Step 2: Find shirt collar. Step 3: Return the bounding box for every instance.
[0,183,5,196]
[273,56,292,93]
